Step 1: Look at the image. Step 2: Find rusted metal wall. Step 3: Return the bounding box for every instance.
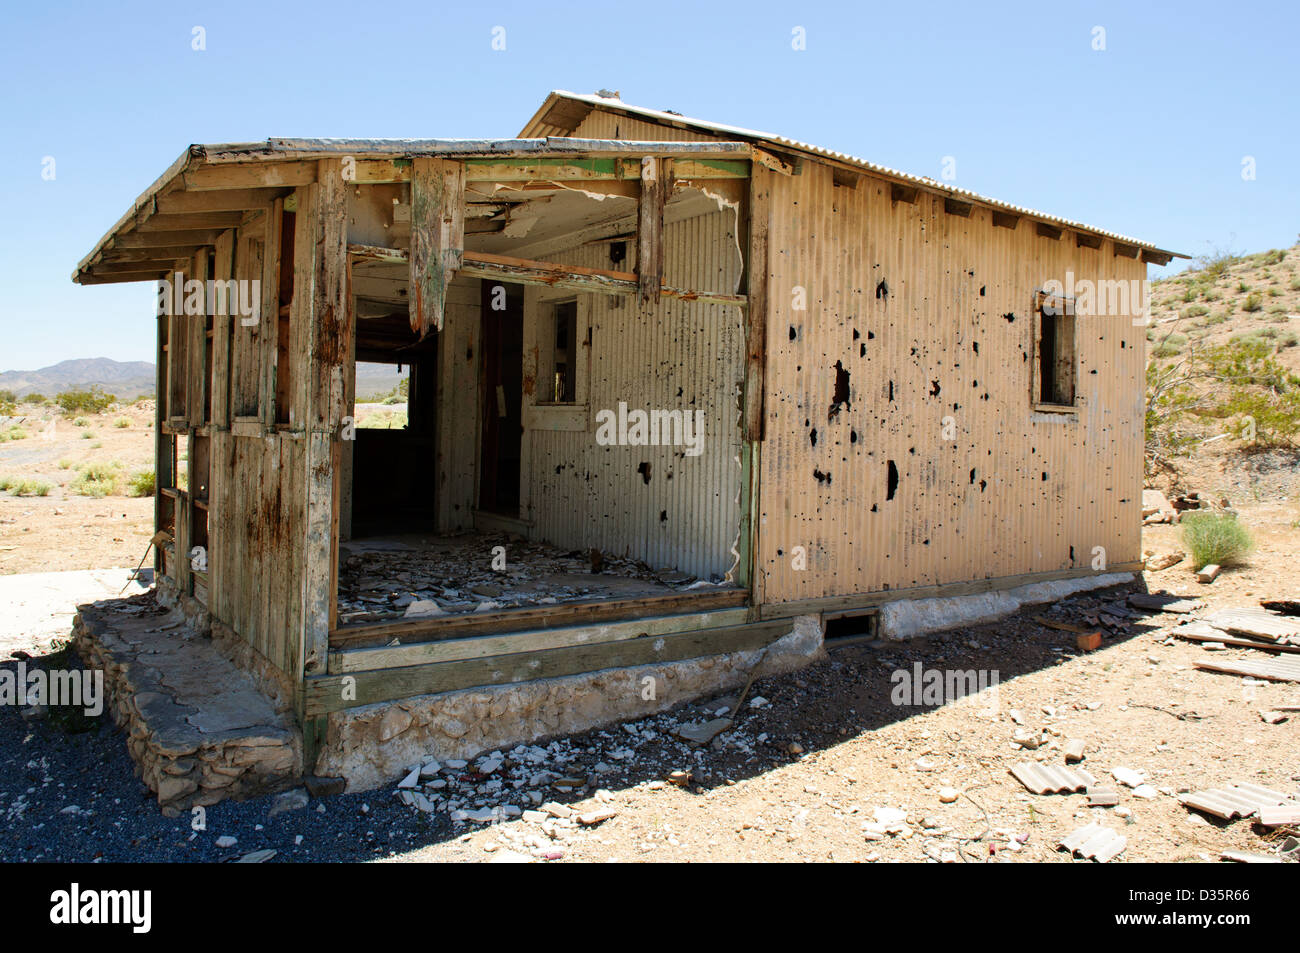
[757,164,1147,605]
[523,208,745,580]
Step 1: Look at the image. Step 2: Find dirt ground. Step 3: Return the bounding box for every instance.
[0,400,154,574]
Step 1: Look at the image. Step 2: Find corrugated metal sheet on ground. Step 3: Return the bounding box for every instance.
[1060,823,1127,863]
[1180,782,1299,820]
[1195,655,1300,683]
[1205,609,1300,643]
[1010,763,1096,794]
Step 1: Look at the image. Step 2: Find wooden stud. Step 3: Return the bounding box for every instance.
[409,157,465,337]
[637,156,671,305]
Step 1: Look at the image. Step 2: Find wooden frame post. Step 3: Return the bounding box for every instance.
[409,157,465,337]
[300,159,351,690]
[637,156,672,305]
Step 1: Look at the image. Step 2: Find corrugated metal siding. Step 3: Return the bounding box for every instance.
[570,111,713,144]
[524,207,745,579]
[758,163,1146,605]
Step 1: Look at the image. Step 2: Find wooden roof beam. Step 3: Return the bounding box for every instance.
[112,229,223,248]
[182,160,318,191]
[136,212,245,232]
[155,188,286,214]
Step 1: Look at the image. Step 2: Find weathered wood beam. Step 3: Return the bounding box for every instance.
[101,245,197,263]
[348,244,748,308]
[300,159,352,679]
[347,155,749,185]
[113,229,223,248]
[156,187,288,214]
[743,163,771,442]
[210,229,235,429]
[307,617,788,714]
[183,160,317,191]
[137,212,245,232]
[637,156,671,305]
[408,157,465,337]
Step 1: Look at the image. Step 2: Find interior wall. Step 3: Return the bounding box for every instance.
[519,207,746,579]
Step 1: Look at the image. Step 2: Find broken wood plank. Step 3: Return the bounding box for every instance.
[1260,598,1300,616]
[1173,623,1300,655]
[1194,655,1300,683]
[1205,608,1300,642]
[183,161,318,191]
[408,157,465,337]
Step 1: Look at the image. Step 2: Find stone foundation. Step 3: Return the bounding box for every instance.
[316,615,824,791]
[73,599,302,816]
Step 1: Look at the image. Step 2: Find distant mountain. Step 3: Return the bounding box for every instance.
[0,357,407,402]
[0,358,156,399]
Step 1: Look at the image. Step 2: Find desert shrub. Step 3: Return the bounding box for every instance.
[1205,312,1228,325]
[56,387,114,416]
[1181,304,1209,319]
[113,417,131,428]
[70,462,120,497]
[0,426,29,442]
[1279,331,1299,348]
[1262,248,1286,266]
[1242,293,1263,313]
[127,470,156,497]
[1181,512,1252,569]
[12,479,51,497]
[57,458,73,470]
[73,416,90,427]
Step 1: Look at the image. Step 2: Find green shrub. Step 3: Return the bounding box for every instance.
[127,470,156,497]
[113,417,131,428]
[12,479,51,497]
[57,458,74,470]
[70,462,120,497]
[56,387,115,415]
[73,416,90,427]
[1181,512,1252,570]
[1242,293,1262,312]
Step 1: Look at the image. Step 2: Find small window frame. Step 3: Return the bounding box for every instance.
[1032,290,1078,413]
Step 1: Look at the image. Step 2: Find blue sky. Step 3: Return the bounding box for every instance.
[1,0,1296,369]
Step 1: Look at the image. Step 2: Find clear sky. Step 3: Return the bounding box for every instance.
[1,0,1296,370]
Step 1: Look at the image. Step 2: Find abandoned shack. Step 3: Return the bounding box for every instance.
[71,91,1185,806]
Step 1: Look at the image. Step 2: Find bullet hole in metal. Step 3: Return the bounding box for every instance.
[850,430,858,444]
[886,460,899,500]
[660,510,668,522]
[809,428,818,447]
[1003,312,1016,322]
[876,280,889,300]
[1042,472,1048,481]
[972,341,979,354]
[888,380,894,401]
[637,461,652,484]
[980,285,986,296]
[789,326,797,341]
[852,328,860,340]
[828,360,850,421]
[860,343,867,357]
[813,468,832,485]
[979,479,987,491]
[969,468,976,484]
[930,380,941,396]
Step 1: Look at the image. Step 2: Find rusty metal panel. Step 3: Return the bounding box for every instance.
[1180,782,1299,820]
[523,206,745,580]
[1010,763,1096,794]
[753,162,1147,606]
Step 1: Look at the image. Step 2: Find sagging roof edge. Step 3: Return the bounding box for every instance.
[522,90,1189,262]
[71,138,752,283]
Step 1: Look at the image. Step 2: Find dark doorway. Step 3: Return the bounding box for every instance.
[478,280,524,515]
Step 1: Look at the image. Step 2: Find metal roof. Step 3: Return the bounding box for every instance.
[522,90,1187,262]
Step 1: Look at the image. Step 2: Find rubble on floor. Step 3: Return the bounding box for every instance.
[336,533,727,624]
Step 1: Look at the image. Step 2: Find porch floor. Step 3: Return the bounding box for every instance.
[336,531,736,627]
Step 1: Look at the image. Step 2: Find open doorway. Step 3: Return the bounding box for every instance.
[477,280,523,516]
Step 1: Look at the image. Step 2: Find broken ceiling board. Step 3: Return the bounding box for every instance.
[1180,782,1300,821]
[1059,823,1127,863]
[1204,608,1300,642]
[1009,762,1096,794]
[408,157,465,338]
[1195,655,1300,683]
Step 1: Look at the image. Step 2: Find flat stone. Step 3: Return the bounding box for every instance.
[304,775,346,798]
[675,717,732,745]
[578,808,618,826]
[268,787,309,817]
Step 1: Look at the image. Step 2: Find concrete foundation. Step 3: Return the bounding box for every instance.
[315,615,824,791]
[876,572,1135,640]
